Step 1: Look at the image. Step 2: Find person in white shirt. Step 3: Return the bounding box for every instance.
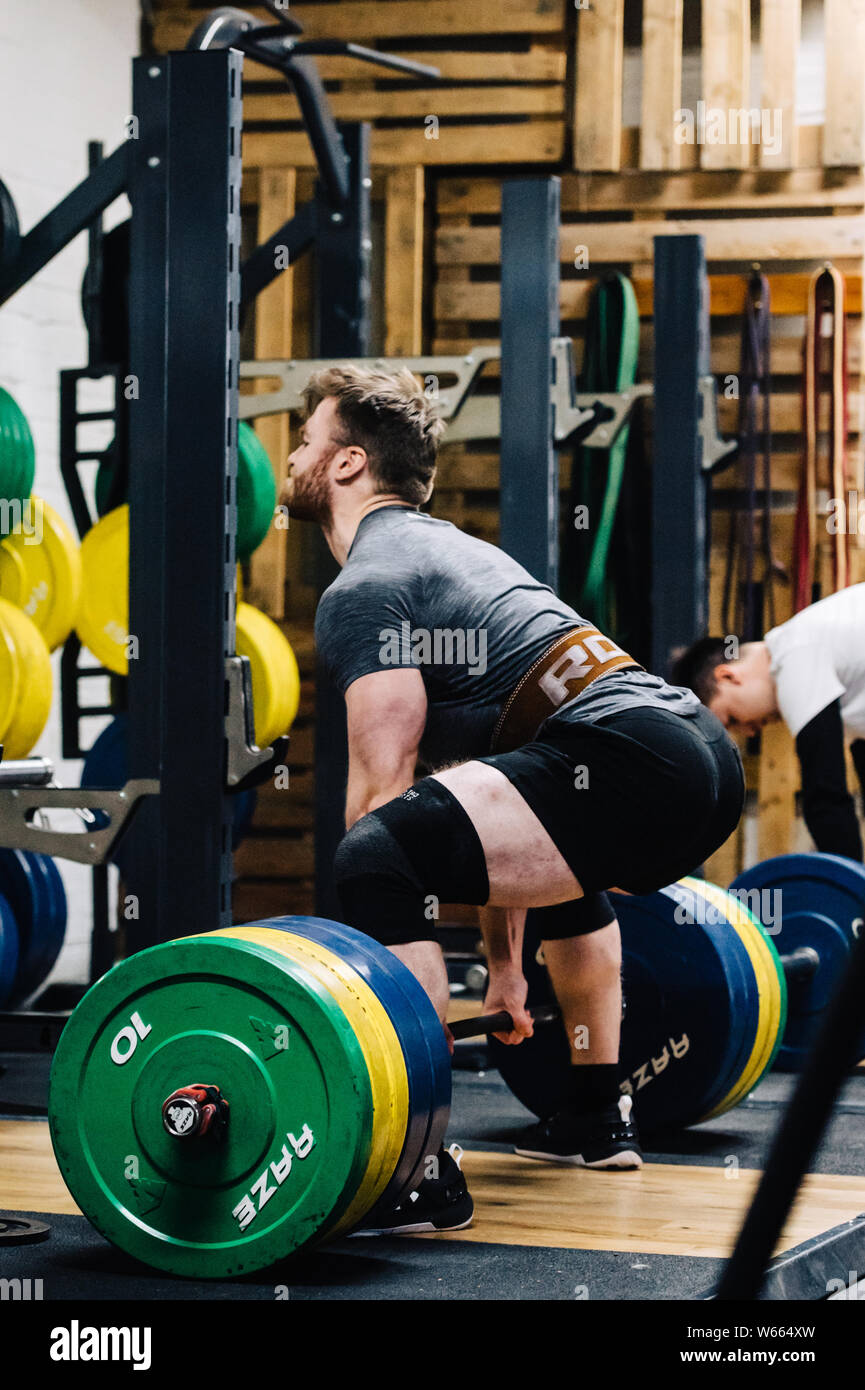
[672,584,865,861]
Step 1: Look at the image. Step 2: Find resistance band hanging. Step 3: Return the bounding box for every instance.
[793,264,850,612]
[562,273,640,635]
[721,270,786,640]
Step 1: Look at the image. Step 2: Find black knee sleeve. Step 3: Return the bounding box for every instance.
[529,892,616,940]
[333,778,490,947]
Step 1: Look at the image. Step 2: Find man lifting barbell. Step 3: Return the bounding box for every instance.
[672,584,865,864]
[281,364,745,1234]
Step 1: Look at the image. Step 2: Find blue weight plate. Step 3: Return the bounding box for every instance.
[12,852,67,1004]
[0,892,20,1007]
[253,915,450,1216]
[664,881,759,1120]
[0,849,48,1005]
[490,885,751,1134]
[731,853,865,1070]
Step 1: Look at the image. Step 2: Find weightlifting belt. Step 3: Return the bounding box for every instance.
[793,264,850,611]
[490,627,643,754]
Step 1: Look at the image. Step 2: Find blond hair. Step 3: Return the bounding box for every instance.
[301,363,446,505]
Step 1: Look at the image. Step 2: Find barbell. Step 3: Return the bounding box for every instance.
[48,853,865,1277]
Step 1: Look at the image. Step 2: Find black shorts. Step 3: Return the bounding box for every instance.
[475,702,744,898]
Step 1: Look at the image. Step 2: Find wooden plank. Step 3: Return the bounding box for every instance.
[437,167,865,217]
[760,0,801,170]
[436,216,865,267]
[234,833,315,878]
[705,825,744,886]
[574,0,624,172]
[153,0,568,51]
[710,330,863,378]
[434,273,864,323]
[626,121,823,173]
[640,0,683,172]
[717,391,863,435]
[700,0,752,172]
[284,722,314,764]
[243,86,563,123]
[384,166,425,356]
[220,46,569,86]
[232,879,315,923]
[248,168,295,621]
[243,120,565,169]
[825,0,865,167]
[757,720,798,861]
[432,331,863,380]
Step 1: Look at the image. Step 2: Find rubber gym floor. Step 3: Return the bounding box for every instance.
[3,1046,864,1301]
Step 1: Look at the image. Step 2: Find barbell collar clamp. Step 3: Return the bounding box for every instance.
[162,1084,230,1142]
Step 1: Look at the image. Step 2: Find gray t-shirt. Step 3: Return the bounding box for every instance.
[315,506,700,769]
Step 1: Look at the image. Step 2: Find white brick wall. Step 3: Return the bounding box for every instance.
[0,1,140,987]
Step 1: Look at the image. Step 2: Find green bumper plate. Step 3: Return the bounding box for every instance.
[49,934,373,1278]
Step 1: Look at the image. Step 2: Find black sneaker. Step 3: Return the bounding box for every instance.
[514,1094,643,1169]
[351,1144,474,1236]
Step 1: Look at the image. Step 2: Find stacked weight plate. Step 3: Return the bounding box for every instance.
[731,852,865,1070]
[49,917,450,1278]
[679,879,786,1118]
[0,595,52,757]
[91,418,276,559]
[490,878,787,1134]
[236,422,277,563]
[0,385,36,530]
[0,497,82,650]
[75,506,299,748]
[0,849,67,1007]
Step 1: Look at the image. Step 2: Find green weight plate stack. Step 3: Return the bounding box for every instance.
[49,934,374,1278]
[0,387,36,537]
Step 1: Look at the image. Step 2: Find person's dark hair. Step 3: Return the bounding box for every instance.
[670,636,737,704]
[301,363,446,506]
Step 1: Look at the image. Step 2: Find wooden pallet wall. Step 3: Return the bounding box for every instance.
[149,0,570,168]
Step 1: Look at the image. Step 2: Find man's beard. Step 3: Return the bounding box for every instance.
[284,455,333,525]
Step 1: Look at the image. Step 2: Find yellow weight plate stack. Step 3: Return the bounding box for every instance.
[685,879,781,1118]
[76,509,299,744]
[236,602,300,748]
[0,497,82,650]
[211,925,409,1236]
[76,504,129,674]
[0,608,22,743]
[0,597,52,756]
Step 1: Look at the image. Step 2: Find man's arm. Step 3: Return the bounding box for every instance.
[795,699,863,861]
[477,905,533,1044]
[344,667,428,828]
